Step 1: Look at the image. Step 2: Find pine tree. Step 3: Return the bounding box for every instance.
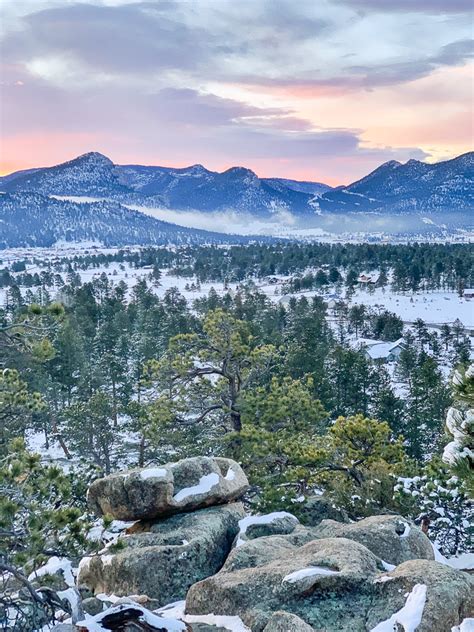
[442,363,474,493]
[146,309,276,452]
[238,375,328,508]
[403,354,451,461]
[0,369,44,455]
[395,459,472,556]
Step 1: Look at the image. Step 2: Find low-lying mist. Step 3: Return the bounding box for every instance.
[126,203,472,240]
[125,204,298,236]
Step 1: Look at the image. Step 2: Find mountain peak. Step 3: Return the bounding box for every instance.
[223,166,258,178]
[186,164,210,175]
[73,151,114,166]
[380,160,402,170]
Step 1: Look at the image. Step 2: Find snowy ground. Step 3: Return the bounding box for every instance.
[350,287,474,329]
[1,249,473,330]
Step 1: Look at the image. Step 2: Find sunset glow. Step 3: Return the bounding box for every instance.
[0,0,473,184]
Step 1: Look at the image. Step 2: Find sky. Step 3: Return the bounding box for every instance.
[0,0,473,185]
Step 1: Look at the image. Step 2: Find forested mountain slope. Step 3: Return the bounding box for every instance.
[2,151,471,218]
[0,191,256,248]
[318,152,474,213]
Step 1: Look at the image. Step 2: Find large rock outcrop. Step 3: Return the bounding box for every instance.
[366,559,474,632]
[186,537,381,631]
[312,514,434,566]
[87,457,249,521]
[185,530,473,632]
[77,458,472,632]
[78,503,245,604]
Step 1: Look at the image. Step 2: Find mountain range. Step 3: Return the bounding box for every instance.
[0,151,472,248]
[1,150,472,216]
[0,152,330,216]
[0,192,260,249]
[318,152,473,214]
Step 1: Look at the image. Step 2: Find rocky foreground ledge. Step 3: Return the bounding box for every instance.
[49,456,472,631]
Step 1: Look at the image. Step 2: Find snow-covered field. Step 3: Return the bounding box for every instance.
[1,247,473,329]
[1,242,473,333]
[350,287,473,328]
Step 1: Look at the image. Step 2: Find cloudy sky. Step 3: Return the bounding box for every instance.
[0,0,472,184]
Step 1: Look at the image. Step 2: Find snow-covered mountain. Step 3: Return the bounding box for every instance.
[318,152,474,214]
[0,152,472,246]
[1,152,129,198]
[262,177,331,196]
[0,192,259,248]
[2,151,472,218]
[0,152,330,216]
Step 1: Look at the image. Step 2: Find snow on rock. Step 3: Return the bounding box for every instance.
[156,601,251,632]
[86,518,136,543]
[173,472,220,502]
[282,566,340,583]
[374,575,394,584]
[182,613,251,632]
[76,602,186,632]
[399,522,411,538]
[370,583,427,632]
[452,619,474,632]
[87,456,249,521]
[381,560,396,571]
[96,593,122,604]
[27,556,75,587]
[225,467,236,481]
[139,467,168,480]
[235,511,298,547]
[431,542,474,570]
[57,587,82,622]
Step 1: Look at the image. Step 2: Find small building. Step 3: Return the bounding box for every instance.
[358,272,380,285]
[463,289,474,299]
[363,338,404,363]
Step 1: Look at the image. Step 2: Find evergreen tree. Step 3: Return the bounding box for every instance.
[442,364,474,492]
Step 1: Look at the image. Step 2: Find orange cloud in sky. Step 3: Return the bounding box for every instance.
[217,63,474,164]
[0,131,112,176]
[1,65,472,184]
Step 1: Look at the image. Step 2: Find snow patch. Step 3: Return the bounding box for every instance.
[28,556,75,587]
[452,619,474,632]
[139,467,167,480]
[156,601,251,632]
[235,511,298,547]
[173,472,220,502]
[224,467,236,481]
[381,560,396,571]
[399,523,411,538]
[76,602,186,632]
[431,542,474,570]
[282,566,339,583]
[370,584,427,632]
[57,587,82,622]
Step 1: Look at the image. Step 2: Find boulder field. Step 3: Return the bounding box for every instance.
[65,456,472,631]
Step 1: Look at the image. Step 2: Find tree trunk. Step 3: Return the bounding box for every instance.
[138,434,146,467]
[230,410,242,432]
[112,379,118,427]
[51,411,71,459]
